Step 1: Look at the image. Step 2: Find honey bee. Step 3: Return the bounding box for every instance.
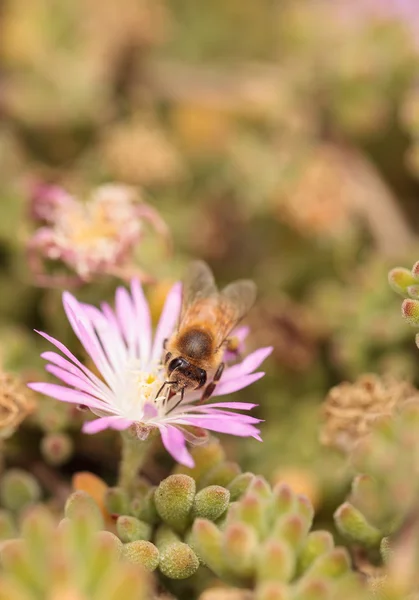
[161,261,257,405]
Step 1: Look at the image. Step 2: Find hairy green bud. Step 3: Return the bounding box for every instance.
[64,491,104,530]
[122,540,159,571]
[104,487,129,516]
[228,473,255,501]
[201,462,241,488]
[334,502,382,548]
[0,469,41,512]
[40,432,73,466]
[155,475,195,533]
[193,486,230,521]
[159,541,200,579]
[298,531,334,573]
[117,515,151,542]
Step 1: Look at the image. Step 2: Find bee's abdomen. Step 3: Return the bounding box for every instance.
[177,328,213,360]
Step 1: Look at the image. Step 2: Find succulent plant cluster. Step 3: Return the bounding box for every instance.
[0,506,155,600]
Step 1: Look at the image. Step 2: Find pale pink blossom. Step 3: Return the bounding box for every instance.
[28,281,271,467]
[27,184,170,286]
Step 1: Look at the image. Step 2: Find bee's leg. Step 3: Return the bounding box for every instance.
[199,362,225,404]
[163,338,168,350]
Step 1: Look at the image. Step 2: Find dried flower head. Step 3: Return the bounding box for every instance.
[27,183,170,285]
[320,374,419,453]
[0,372,36,439]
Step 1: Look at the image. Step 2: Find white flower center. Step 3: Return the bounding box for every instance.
[135,369,166,406]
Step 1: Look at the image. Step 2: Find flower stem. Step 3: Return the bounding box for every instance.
[117,429,153,496]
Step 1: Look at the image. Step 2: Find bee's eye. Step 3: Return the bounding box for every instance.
[168,357,187,374]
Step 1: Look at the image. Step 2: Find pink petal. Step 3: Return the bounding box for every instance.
[151,283,182,363]
[35,330,105,388]
[83,416,132,434]
[41,351,108,396]
[160,425,194,467]
[233,325,250,342]
[179,416,262,440]
[184,401,257,411]
[28,382,109,411]
[82,304,127,372]
[62,293,117,387]
[213,372,265,396]
[222,347,273,382]
[182,411,262,425]
[45,364,103,398]
[115,286,137,354]
[131,279,151,363]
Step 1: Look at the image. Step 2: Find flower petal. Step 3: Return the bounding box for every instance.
[41,351,109,397]
[183,401,258,411]
[222,347,273,382]
[36,330,105,389]
[160,425,194,467]
[179,416,262,440]
[27,382,110,411]
[45,364,106,399]
[151,282,182,363]
[82,416,132,434]
[212,372,265,397]
[62,292,118,388]
[131,279,152,364]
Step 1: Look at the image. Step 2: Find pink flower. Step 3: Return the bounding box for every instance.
[27,184,170,286]
[28,281,272,467]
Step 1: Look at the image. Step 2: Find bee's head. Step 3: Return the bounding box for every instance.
[167,357,207,392]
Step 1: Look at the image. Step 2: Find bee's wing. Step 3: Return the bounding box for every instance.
[213,279,257,349]
[179,261,218,327]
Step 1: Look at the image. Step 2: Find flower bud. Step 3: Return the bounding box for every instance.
[158,541,199,579]
[222,522,257,578]
[388,267,418,296]
[64,491,104,530]
[256,582,292,600]
[256,539,295,583]
[0,469,41,512]
[334,502,382,548]
[236,493,267,536]
[0,511,16,540]
[122,540,159,571]
[306,548,350,579]
[95,531,123,556]
[272,483,295,517]
[104,487,129,516]
[295,495,314,532]
[193,486,230,521]
[41,432,73,465]
[247,476,271,500]
[130,487,159,524]
[293,578,332,600]
[228,473,255,501]
[201,462,241,488]
[155,475,195,533]
[192,518,224,577]
[298,531,334,573]
[272,514,306,551]
[175,440,225,483]
[402,298,419,326]
[117,516,151,542]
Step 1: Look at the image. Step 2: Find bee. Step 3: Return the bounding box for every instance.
[161,261,257,405]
